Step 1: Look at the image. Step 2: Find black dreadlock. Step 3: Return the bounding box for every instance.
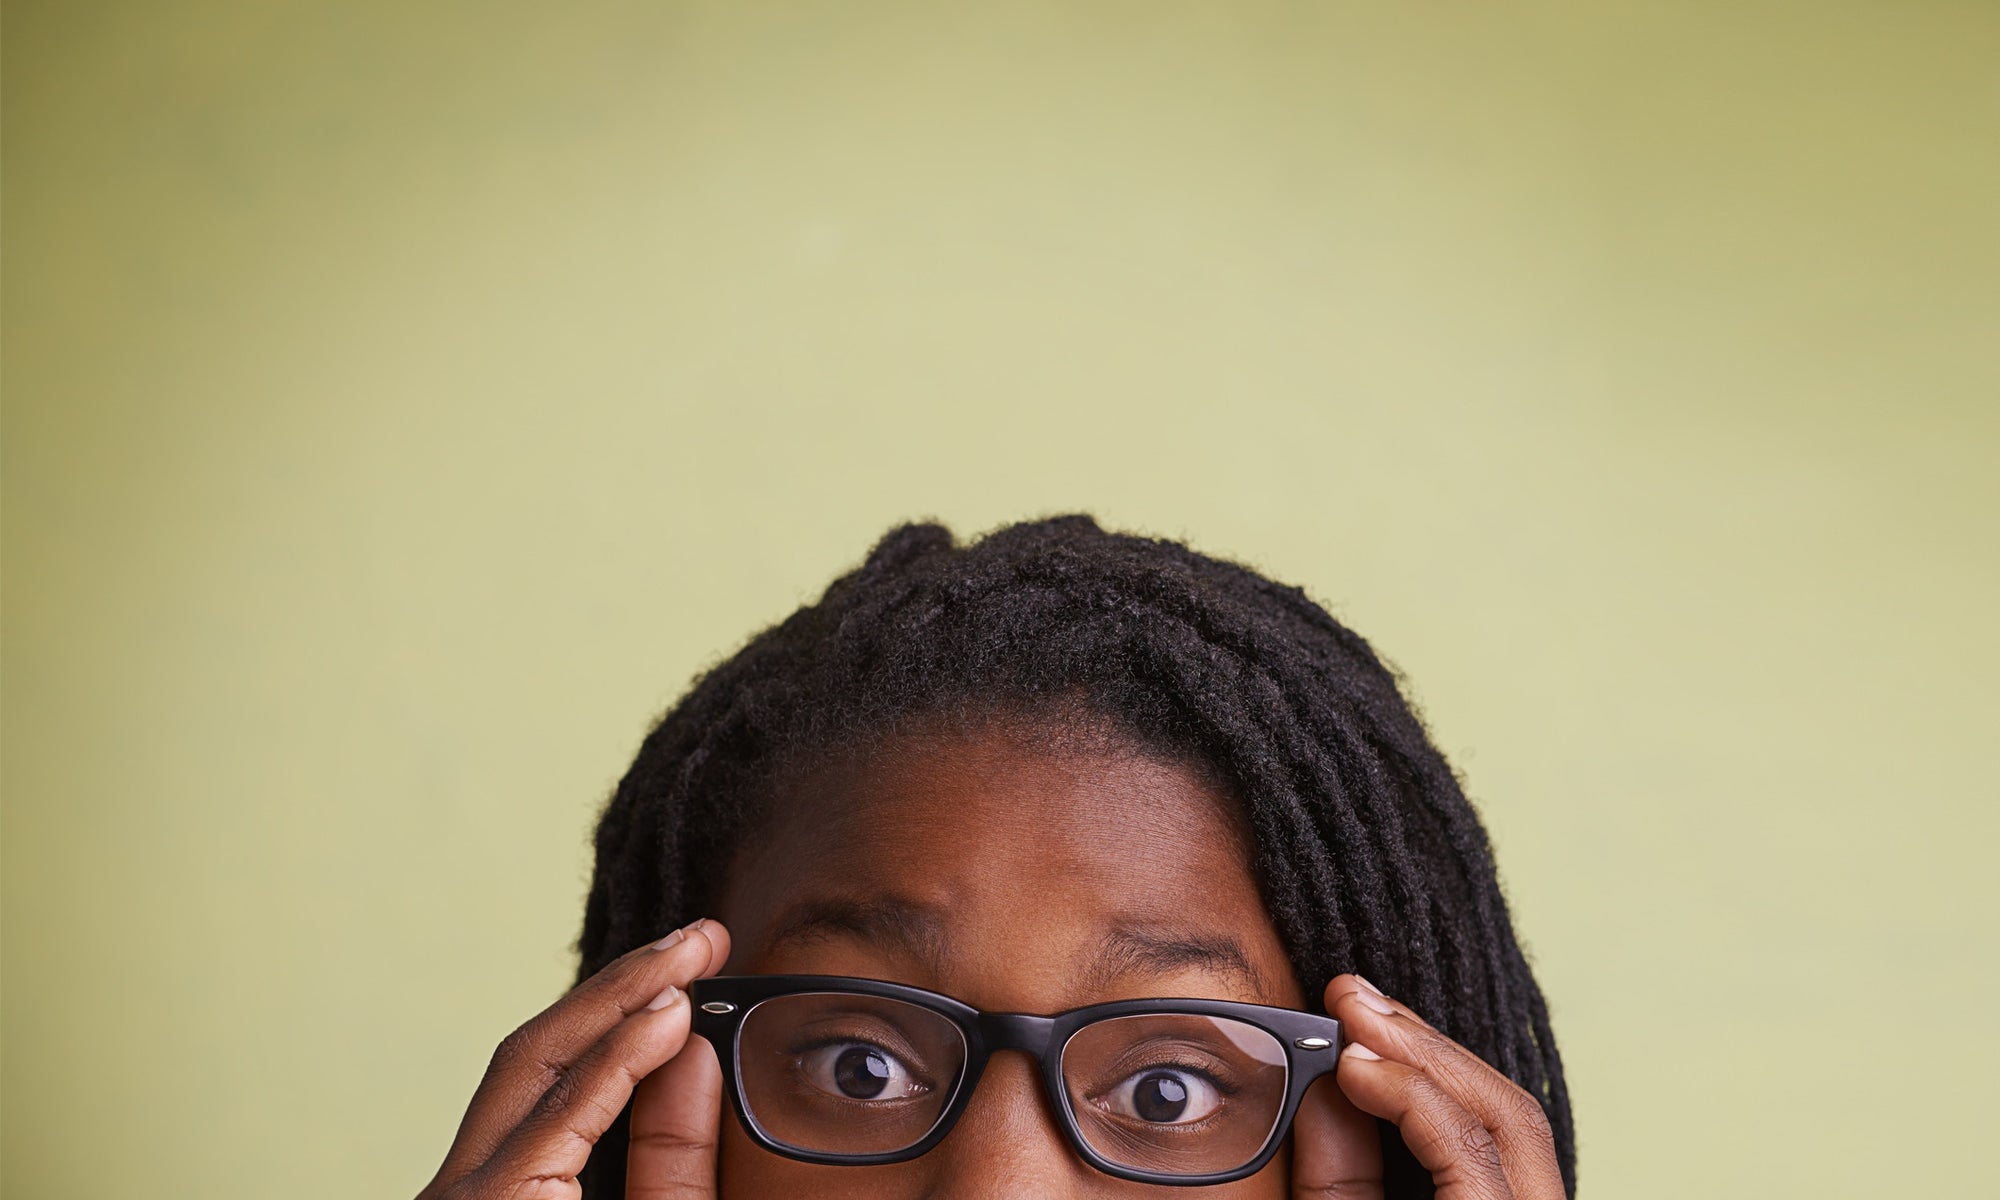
[575,515,1575,1198]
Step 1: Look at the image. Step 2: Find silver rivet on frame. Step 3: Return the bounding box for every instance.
[1295,1036,1333,1050]
[699,1001,737,1014]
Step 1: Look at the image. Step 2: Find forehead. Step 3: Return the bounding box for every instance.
[717,725,1301,1010]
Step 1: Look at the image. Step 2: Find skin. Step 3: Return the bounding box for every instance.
[419,726,1565,1200]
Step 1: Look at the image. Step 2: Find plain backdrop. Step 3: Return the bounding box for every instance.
[4,2,1996,1196]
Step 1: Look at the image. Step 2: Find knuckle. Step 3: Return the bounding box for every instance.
[488,1028,534,1075]
[1454,1119,1503,1173]
[1456,1128,1504,1184]
[528,1069,582,1123]
[449,1167,578,1200]
[500,1177,580,1200]
[523,1062,625,1150]
[1405,1075,1504,1181]
[1466,1069,1554,1145]
[566,1087,627,1140]
[630,1123,718,1159]
[1506,1088,1555,1142]
[490,1027,564,1091]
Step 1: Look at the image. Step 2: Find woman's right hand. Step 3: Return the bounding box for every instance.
[416,919,733,1200]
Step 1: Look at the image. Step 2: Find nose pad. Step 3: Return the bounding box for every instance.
[925,1049,1087,1196]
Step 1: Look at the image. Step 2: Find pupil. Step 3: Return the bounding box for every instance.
[833,1047,893,1098]
[1133,1071,1189,1122]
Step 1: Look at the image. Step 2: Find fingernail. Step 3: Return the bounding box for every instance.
[1354,974,1386,998]
[652,917,712,951]
[1349,985,1396,1016]
[645,984,682,1011]
[1344,1041,1382,1062]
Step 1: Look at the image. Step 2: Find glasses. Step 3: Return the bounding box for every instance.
[687,974,1343,1187]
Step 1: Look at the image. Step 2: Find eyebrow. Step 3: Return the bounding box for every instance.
[764,896,1267,998]
[1085,927,1268,997]
[764,896,952,979]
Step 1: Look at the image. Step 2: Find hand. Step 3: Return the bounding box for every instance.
[1291,974,1565,1199]
[416,919,733,1200]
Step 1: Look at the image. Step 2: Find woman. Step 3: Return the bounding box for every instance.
[418,516,1575,1198]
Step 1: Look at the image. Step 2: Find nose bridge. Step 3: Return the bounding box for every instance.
[927,1016,1083,1197]
[974,1011,1059,1059]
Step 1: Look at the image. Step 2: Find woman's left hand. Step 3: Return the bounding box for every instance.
[1289,974,1565,1199]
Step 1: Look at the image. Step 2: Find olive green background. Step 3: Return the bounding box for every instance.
[4,2,1995,1196]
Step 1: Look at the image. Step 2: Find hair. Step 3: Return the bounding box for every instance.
[575,514,1575,1197]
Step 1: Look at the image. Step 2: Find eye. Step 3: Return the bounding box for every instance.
[797,1041,929,1101]
[1100,1067,1224,1125]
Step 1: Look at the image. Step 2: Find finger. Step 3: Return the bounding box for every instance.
[627,1035,722,1200]
[1290,1073,1384,1199]
[1335,1044,1513,1200]
[1325,978,1562,1200]
[435,920,731,1184]
[446,921,728,1173]
[1325,974,1437,1029]
[470,983,697,1190]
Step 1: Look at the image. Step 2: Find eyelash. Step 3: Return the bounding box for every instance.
[786,1033,899,1055]
[784,1034,934,1082]
[1109,1056,1239,1095]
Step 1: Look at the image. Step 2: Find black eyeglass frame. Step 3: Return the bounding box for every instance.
[687,974,1344,1187]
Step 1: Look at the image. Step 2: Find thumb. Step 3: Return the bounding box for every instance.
[625,1036,722,1200]
[1291,1073,1384,1199]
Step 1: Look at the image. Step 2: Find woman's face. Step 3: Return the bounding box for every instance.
[712,724,1346,1197]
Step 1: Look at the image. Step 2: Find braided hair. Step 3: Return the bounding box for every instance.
[575,515,1576,1197]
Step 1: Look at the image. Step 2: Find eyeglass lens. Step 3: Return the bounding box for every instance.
[737,993,967,1156]
[1059,1013,1288,1176]
[733,994,1290,1176]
